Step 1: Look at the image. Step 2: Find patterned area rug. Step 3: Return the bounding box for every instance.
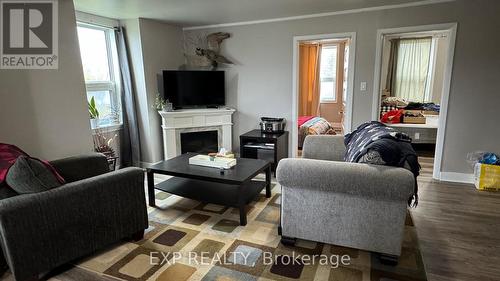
[1,175,427,281]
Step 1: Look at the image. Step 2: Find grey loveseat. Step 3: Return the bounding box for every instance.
[0,153,148,280]
[276,135,414,263]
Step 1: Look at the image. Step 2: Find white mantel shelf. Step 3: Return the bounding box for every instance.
[159,108,236,159]
[159,108,235,117]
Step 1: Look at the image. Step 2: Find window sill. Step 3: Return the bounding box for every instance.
[91,124,123,134]
[320,100,338,104]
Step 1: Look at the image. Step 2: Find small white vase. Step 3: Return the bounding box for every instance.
[90,118,99,129]
[162,103,173,112]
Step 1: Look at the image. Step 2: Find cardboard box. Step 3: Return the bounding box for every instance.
[403,110,426,124]
[404,109,439,116]
[403,116,426,124]
[422,110,439,115]
[404,110,422,115]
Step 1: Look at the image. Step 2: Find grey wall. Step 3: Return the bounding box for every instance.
[139,18,185,163]
[0,0,93,160]
[184,0,500,174]
[121,18,184,164]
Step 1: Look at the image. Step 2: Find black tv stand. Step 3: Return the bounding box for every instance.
[240,130,289,176]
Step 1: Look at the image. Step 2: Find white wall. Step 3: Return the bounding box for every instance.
[121,18,184,164]
[184,0,500,174]
[0,0,93,160]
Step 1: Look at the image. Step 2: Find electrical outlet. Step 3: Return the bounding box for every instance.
[360,82,367,91]
[414,132,420,140]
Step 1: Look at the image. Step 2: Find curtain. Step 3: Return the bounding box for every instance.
[299,43,321,117]
[115,27,141,167]
[393,37,432,102]
[385,39,399,96]
[337,41,346,103]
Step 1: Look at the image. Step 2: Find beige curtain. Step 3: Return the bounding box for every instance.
[337,42,346,103]
[385,39,399,96]
[393,37,432,102]
[299,43,321,116]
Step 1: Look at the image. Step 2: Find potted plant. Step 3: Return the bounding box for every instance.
[88,96,100,128]
[152,94,173,111]
[93,128,118,170]
[93,128,117,158]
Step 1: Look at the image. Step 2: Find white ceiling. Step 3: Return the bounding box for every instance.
[73,0,427,27]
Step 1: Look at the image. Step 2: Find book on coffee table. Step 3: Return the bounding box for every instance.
[188,154,237,169]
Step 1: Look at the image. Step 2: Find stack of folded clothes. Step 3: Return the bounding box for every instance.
[405,102,440,113]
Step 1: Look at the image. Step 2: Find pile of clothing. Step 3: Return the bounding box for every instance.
[380,102,440,124]
[381,97,409,108]
[380,97,408,118]
[344,121,420,207]
[380,97,440,123]
[405,102,440,113]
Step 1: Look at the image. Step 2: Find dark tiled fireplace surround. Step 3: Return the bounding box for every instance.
[180,130,219,154]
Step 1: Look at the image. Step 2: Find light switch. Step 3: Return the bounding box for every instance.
[360,82,367,91]
[414,132,420,140]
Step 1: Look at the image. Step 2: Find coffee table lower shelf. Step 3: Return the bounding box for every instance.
[154,177,267,225]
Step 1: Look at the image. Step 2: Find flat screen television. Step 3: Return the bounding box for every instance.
[162,70,225,109]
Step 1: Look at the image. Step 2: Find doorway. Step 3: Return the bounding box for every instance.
[372,23,457,180]
[292,32,356,157]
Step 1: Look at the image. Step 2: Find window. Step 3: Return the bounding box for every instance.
[393,37,433,102]
[77,23,121,128]
[319,45,338,102]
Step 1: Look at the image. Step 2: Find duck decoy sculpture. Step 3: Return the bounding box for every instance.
[195,32,233,70]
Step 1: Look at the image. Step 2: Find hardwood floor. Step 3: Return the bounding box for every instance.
[411,157,500,281]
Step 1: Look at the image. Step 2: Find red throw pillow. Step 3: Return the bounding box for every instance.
[0,143,65,187]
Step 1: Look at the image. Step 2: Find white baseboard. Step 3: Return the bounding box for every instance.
[439,172,474,184]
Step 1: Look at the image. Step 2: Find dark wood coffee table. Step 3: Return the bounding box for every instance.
[146,153,272,225]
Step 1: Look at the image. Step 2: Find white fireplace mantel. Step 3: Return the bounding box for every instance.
[159,108,236,159]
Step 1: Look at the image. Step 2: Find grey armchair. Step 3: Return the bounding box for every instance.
[276,135,414,263]
[0,153,148,281]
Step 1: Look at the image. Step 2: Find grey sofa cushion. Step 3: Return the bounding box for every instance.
[277,158,415,202]
[302,135,346,161]
[49,153,109,183]
[6,156,62,194]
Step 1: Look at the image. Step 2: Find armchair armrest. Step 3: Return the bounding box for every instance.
[50,153,109,183]
[276,158,414,202]
[0,167,147,280]
[302,135,346,161]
